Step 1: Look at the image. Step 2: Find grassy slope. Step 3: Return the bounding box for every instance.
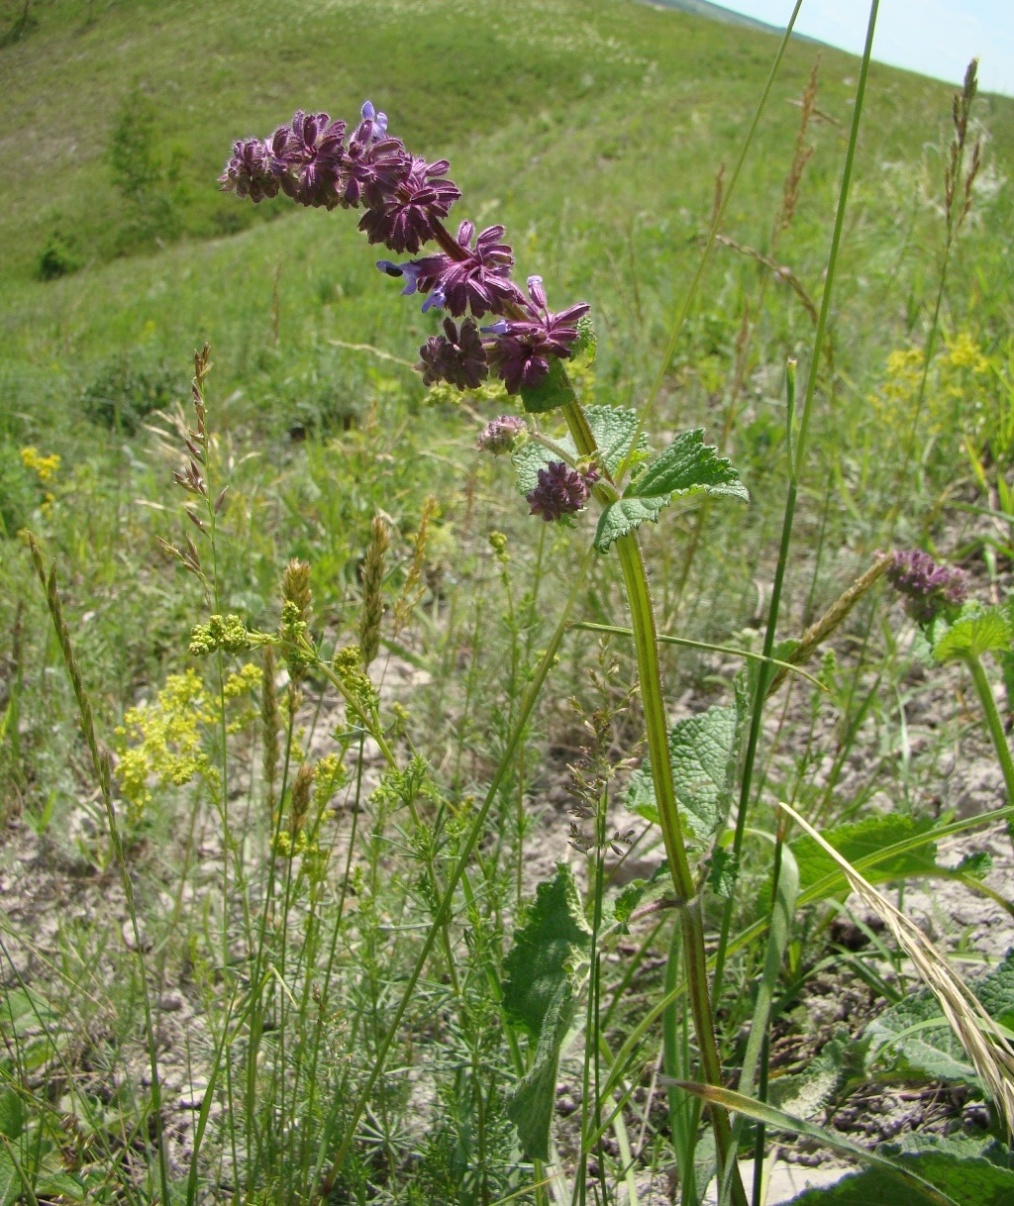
[0,0,1009,444]
[1,0,1013,748]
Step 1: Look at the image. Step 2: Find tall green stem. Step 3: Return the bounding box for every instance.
[965,651,1014,854]
[560,400,745,1206]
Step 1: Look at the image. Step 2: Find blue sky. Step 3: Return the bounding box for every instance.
[720,0,1013,96]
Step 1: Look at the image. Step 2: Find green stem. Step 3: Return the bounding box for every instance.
[560,401,745,1206]
[965,651,1014,854]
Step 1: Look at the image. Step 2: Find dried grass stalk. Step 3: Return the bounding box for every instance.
[779,800,1014,1134]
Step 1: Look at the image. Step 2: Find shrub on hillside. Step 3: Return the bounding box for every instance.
[80,354,182,434]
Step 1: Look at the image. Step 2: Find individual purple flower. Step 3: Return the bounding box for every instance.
[359,156,461,254]
[338,101,410,208]
[218,137,280,202]
[413,222,522,318]
[274,111,348,208]
[477,415,526,455]
[417,318,488,390]
[376,260,446,311]
[486,275,590,394]
[886,548,968,623]
[526,461,598,522]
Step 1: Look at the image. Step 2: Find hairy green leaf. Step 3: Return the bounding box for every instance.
[675,1083,960,1206]
[506,980,576,1161]
[627,705,739,842]
[511,439,568,496]
[502,866,591,1161]
[584,406,649,476]
[593,495,668,553]
[572,314,596,365]
[626,428,748,502]
[0,1150,18,1206]
[786,1135,1014,1205]
[594,429,747,550]
[864,950,1014,1088]
[933,606,1012,663]
[501,864,591,1039]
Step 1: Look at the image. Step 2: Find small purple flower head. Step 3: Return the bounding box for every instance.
[886,548,968,623]
[338,103,409,208]
[486,277,590,394]
[413,222,522,318]
[417,317,489,390]
[526,461,597,522]
[274,111,348,208]
[219,137,280,202]
[477,415,526,455]
[358,156,461,254]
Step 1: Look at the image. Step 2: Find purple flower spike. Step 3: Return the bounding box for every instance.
[359,155,461,254]
[413,221,522,318]
[417,317,489,390]
[526,461,596,522]
[477,415,526,454]
[219,138,280,202]
[886,548,968,623]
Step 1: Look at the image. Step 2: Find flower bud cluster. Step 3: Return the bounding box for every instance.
[222,101,590,413]
[526,462,600,523]
[885,548,968,624]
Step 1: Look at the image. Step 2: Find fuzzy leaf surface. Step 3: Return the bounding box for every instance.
[594,429,747,551]
[786,1135,1014,1205]
[593,495,668,553]
[501,863,590,1039]
[863,950,1014,1088]
[506,980,576,1161]
[584,405,649,476]
[932,606,1012,663]
[519,356,579,415]
[511,439,570,497]
[627,705,738,842]
[625,428,748,502]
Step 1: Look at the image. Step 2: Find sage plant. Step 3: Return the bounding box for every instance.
[222,100,750,1200]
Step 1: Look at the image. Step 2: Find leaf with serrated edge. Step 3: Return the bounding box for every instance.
[511,439,575,497]
[933,606,1012,663]
[864,950,1014,1089]
[627,706,738,842]
[501,864,590,1039]
[594,496,668,553]
[785,1134,1014,1206]
[792,814,940,898]
[675,1083,961,1206]
[626,428,748,501]
[506,980,576,1161]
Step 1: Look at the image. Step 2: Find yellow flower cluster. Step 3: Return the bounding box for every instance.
[870,332,994,446]
[20,446,61,484]
[116,669,217,815]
